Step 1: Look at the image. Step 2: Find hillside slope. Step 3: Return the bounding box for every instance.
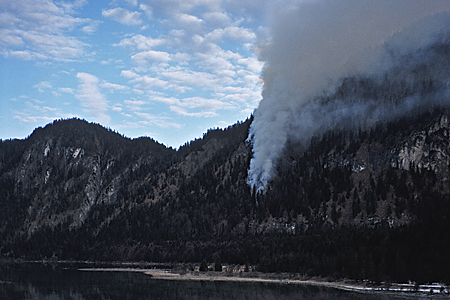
[1,112,450,283]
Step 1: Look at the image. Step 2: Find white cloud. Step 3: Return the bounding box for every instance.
[170,106,218,118]
[12,99,71,125]
[170,29,185,37]
[135,112,182,128]
[151,96,179,106]
[100,81,129,92]
[125,0,138,6]
[25,101,59,113]
[203,11,233,27]
[58,87,74,94]
[131,75,168,90]
[115,34,165,50]
[240,107,254,115]
[131,50,171,65]
[100,58,113,65]
[237,56,263,73]
[0,0,91,61]
[206,26,256,42]
[59,0,87,14]
[124,99,147,111]
[177,13,204,27]
[81,22,98,34]
[112,104,123,112]
[139,4,153,17]
[100,0,264,124]
[171,52,190,64]
[195,50,238,77]
[151,95,233,118]
[13,112,58,124]
[121,69,139,78]
[0,29,24,47]
[102,7,143,26]
[160,68,218,88]
[75,72,110,124]
[2,0,269,148]
[222,0,275,22]
[33,81,52,92]
[181,96,232,110]
[5,50,45,60]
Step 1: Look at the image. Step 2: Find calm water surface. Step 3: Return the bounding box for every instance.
[0,262,419,299]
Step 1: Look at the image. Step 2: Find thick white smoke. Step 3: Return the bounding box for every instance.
[248,0,450,193]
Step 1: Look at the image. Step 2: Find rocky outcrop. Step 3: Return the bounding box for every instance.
[395,114,450,179]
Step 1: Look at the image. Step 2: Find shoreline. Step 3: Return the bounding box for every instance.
[2,259,448,297]
[79,267,450,297]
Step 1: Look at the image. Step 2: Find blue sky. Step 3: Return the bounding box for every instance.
[0,0,270,147]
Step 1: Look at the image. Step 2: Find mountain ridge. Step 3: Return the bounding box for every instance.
[1,111,450,283]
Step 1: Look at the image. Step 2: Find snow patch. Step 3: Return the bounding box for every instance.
[44,145,50,157]
[73,148,82,158]
[44,169,50,184]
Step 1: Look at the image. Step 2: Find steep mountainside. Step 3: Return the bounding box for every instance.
[0,119,176,234]
[1,112,450,283]
[0,118,252,259]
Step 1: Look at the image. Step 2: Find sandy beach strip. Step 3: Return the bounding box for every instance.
[78,267,450,296]
[79,267,349,287]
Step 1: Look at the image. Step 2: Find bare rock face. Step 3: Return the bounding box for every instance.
[395,115,450,179]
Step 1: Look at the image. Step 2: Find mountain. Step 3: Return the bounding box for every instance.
[0,118,252,260]
[1,110,450,283]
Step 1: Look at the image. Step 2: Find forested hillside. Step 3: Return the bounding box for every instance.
[1,111,450,283]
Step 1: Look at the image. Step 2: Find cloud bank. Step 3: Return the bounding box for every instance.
[76,72,110,125]
[2,0,266,147]
[0,0,92,61]
[247,0,450,193]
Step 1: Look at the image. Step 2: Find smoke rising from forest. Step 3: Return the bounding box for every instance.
[247,0,450,193]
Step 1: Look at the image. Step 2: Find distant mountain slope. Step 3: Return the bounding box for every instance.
[0,117,252,259]
[1,113,450,283]
[0,118,176,234]
[264,108,450,228]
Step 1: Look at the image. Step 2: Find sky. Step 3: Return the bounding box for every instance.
[0,0,271,148]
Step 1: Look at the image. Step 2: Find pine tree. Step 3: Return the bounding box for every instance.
[199,259,208,272]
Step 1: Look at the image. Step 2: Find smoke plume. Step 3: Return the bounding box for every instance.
[247,0,450,193]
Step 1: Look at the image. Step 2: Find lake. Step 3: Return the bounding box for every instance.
[0,262,421,299]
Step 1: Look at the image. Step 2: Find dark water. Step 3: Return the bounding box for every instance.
[0,262,420,299]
